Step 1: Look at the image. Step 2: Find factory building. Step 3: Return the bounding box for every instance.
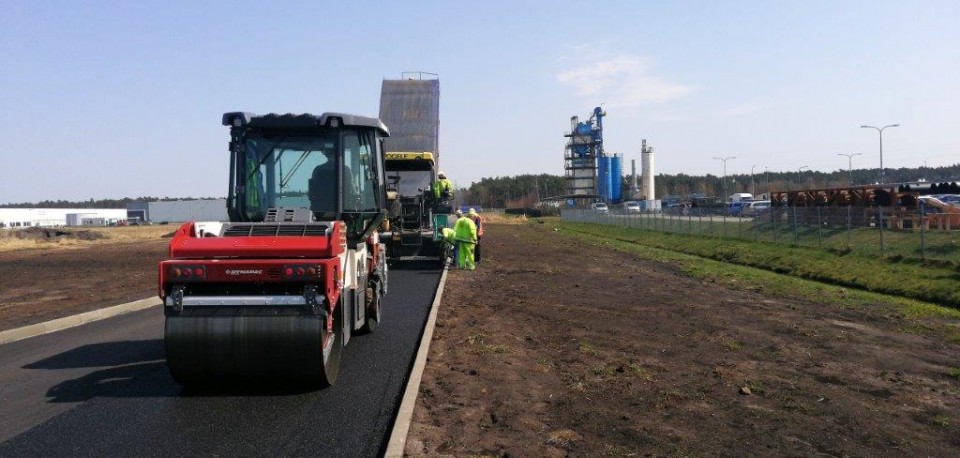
[1,199,228,229]
[563,106,624,205]
[126,199,228,223]
[561,106,660,210]
[0,208,129,228]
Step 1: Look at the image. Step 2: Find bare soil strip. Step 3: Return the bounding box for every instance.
[0,238,168,331]
[405,223,960,457]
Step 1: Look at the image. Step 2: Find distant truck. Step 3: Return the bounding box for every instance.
[728,193,754,203]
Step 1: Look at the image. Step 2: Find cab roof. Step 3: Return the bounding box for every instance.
[222,112,389,136]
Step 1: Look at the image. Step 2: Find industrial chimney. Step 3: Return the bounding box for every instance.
[641,140,655,200]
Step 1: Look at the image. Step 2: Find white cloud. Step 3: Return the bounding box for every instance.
[556,54,692,108]
[717,103,762,118]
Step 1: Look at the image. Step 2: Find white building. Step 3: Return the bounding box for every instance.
[126,199,228,223]
[0,208,129,228]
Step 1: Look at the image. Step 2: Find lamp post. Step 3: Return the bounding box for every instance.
[860,124,899,185]
[797,165,809,189]
[837,153,862,185]
[751,165,758,196]
[860,123,898,251]
[713,156,736,202]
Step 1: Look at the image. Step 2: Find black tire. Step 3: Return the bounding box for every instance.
[359,285,381,333]
[316,297,344,386]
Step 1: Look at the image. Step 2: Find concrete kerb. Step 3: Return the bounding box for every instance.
[384,267,449,458]
[0,297,161,345]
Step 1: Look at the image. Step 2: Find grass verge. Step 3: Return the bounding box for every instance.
[556,221,960,308]
[529,221,960,334]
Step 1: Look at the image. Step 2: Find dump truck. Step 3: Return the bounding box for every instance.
[380,151,451,264]
[159,112,390,387]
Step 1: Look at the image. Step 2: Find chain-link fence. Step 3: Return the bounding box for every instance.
[562,206,960,263]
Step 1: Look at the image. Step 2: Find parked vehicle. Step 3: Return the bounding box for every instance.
[623,201,641,213]
[741,200,771,216]
[591,202,609,213]
[728,201,749,216]
[728,193,754,203]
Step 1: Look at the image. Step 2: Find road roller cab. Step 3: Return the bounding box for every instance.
[159,112,390,387]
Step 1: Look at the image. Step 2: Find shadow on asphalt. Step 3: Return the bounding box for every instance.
[24,340,353,402]
[23,340,164,370]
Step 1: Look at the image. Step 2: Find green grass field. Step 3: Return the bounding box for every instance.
[556,219,960,308]
[579,211,960,264]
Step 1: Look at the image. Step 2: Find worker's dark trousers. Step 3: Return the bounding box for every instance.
[475,239,482,262]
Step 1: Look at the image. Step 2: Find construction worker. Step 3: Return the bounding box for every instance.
[440,227,457,266]
[468,208,484,263]
[453,209,477,270]
[433,171,454,201]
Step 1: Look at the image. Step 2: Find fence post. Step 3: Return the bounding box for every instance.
[920,203,926,259]
[878,206,885,252]
[772,206,778,244]
[846,205,852,250]
[792,205,799,246]
[723,210,727,239]
[696,208,700,236]
[754,211,759,241]
[817,206,823,248]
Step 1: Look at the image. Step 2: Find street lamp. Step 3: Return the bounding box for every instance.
[861,123,898,252]
[860,124,899,185]
[751,165,758,196]
[713,156,736,202]
[837,153,862,186]
[797,166,809,190]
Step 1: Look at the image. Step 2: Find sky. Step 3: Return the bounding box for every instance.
[1,0,958,203]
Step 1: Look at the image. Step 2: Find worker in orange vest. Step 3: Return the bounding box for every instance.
[468,208,483,263]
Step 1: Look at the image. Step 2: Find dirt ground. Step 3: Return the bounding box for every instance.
[406,223,960,457]
[0,236,168,331]
[2,223,958,456]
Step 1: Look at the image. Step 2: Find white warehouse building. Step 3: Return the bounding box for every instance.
[0,208,129,228]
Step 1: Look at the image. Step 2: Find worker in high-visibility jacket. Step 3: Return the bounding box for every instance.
[440,227,457,266]
[433,171,454,201]
[453,209,477,270]
[468,208,484,263]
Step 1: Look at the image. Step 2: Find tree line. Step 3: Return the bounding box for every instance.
[5,163,958,209]
[459,164,960,207]
[0,197,223,209]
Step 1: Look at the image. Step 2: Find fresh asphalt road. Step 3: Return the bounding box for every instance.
[0,267,441,457]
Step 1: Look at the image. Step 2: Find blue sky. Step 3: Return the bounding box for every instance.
[1,0,957,203]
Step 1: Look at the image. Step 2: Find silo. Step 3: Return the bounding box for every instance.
[610,155,623,203]
[641,144,655,200]
[597,156,610,202]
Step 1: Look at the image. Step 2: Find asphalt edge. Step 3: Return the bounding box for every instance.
[384,267,449,458]
[0,296,160,345]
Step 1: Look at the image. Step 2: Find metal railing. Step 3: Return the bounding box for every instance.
[562,206,960,263]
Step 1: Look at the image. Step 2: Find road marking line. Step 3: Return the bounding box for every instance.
[384,267,448,458]
[0,297,160,345]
